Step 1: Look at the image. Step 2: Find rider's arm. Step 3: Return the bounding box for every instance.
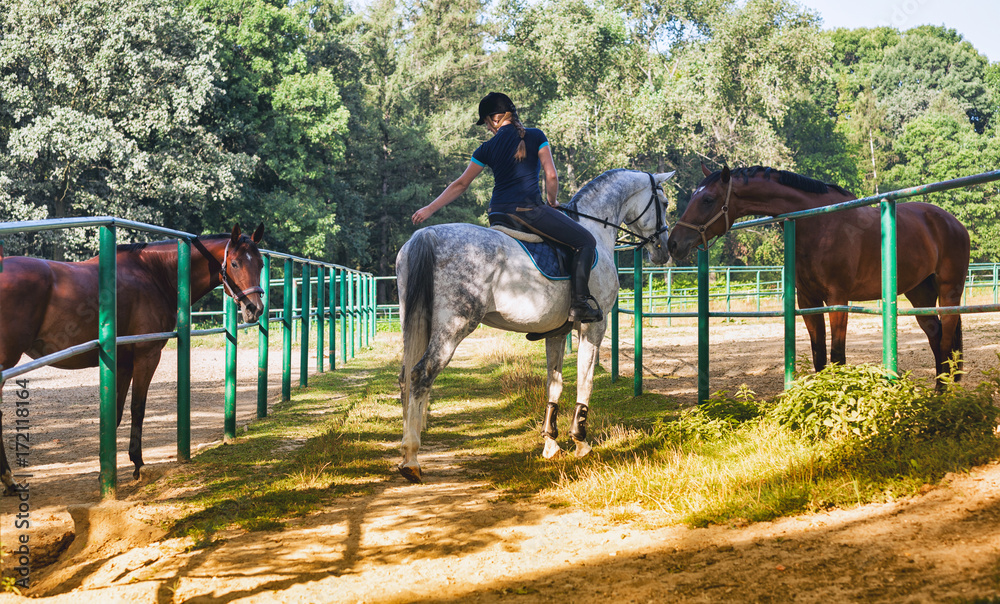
[539,145,559,207]
[412,162,484,225]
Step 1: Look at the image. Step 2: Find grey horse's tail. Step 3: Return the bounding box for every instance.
[400,229,436,412]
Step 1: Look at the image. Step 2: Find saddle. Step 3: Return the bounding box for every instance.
[487,213,543,242]
[488,213,571,279]
[488,212,577,342]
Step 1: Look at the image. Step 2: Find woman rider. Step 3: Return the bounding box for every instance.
[411,92,602,323]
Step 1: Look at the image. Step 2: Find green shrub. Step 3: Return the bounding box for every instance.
[769,363,923,441]
[771,362,999,444]
[653,385,763,444]
[701,385,764,424]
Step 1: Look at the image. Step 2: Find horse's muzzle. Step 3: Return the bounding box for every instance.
[666,232,694,261]
[240,298,264,323]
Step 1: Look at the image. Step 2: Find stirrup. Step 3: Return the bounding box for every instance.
[568,295,603,324]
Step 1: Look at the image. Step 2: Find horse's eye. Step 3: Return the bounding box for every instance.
[231,260,238,268]
[701,196,715,206]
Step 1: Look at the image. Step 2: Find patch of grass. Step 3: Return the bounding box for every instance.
[555,359,1000,527]
[158,342,402,543]
[152,329,1000,542]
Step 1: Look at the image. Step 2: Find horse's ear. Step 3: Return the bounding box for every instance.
[230,224,242,244]
[655,171,676,184]
[721,165,731,183]
[252,222,264,244]
[701,163,712,178]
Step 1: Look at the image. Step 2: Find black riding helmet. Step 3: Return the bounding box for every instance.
[475,92,517,125]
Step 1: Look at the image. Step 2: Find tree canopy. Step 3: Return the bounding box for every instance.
[1,0,997,267]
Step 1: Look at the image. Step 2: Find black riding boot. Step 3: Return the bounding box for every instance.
[568,247,603,323]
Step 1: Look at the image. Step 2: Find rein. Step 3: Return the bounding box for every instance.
[220,239,265,309]
[558,173,669,248]
[673,176,733,251]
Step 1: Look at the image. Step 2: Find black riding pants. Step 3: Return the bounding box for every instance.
[505,205,596,253]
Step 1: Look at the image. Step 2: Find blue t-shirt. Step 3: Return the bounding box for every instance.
[471,124,550,212]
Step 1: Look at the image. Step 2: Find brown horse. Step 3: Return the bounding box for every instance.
[0,223,265,493]
[667,165,970,381]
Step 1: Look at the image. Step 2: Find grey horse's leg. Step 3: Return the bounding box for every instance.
[541,336,567,459]
[399,317,480,482]
[571,319,607,457]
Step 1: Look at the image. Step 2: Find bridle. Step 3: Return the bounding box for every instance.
[672,176,734,251]
[559,173,669,248]
[220,238,265,310]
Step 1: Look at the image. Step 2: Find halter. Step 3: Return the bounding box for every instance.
[559,173,669,248]
[672,176,733,251]
[220,239,265,309]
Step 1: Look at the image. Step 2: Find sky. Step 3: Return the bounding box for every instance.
[793,0,999,62]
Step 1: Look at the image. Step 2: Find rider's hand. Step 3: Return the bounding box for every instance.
[412,206,434,225]
[547,199,560,208]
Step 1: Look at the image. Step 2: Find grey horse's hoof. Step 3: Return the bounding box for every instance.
[542,436,562,459]
[399,465,422,483]
[573,439,592,458]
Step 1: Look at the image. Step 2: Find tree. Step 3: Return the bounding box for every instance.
[868,26,990,133]
[673,0,828,168]
[189,0,350,256]
[0,0,250,258]
[884,97,1000,262]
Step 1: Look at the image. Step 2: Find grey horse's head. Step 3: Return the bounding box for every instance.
[567,169,677,264]
[605,170,676,265]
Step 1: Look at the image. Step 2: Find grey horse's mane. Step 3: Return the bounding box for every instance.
[562,169,650,222]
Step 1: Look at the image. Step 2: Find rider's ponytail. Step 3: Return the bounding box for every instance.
[511,112,527,162]
[489,111,527,162]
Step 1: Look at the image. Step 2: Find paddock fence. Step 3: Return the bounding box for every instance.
[0,217,376,499]
[611,169,1000,402]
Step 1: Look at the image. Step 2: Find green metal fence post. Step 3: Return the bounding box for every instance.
[725,266,732,314]
[292,273,299,345]
[612,251,619,382]
[176,239,191,462]
[357,272,363,353]
[994,264,998,304]
[783,220,796,389]
[257,255,270,418]
[370,274,377,343]
[349,272,356,359]
[633,247,643,396]
[282,258,292,401]
[300,263,310,387]
[666,268,673,327]
[340,269,347,365]
[98,225,117,498]
[317,266,325,373]
[329,268,337,370]
[365,274,371,343]
[358,275,371,348]
[224,295,237,441]
[697,248,709,404]
[756,269,762,313]
[881,199,898,376]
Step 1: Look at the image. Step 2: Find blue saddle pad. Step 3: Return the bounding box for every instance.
[511,240,598,281]
[513,240,572,280]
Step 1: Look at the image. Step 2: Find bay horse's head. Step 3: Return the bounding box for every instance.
[621,170,676,265]
[667,164,735,260]
[221,223,266,323]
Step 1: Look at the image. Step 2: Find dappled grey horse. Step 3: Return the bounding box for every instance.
[396,169,676,482]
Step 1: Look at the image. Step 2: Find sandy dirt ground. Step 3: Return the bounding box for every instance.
[2,314,1000,603]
